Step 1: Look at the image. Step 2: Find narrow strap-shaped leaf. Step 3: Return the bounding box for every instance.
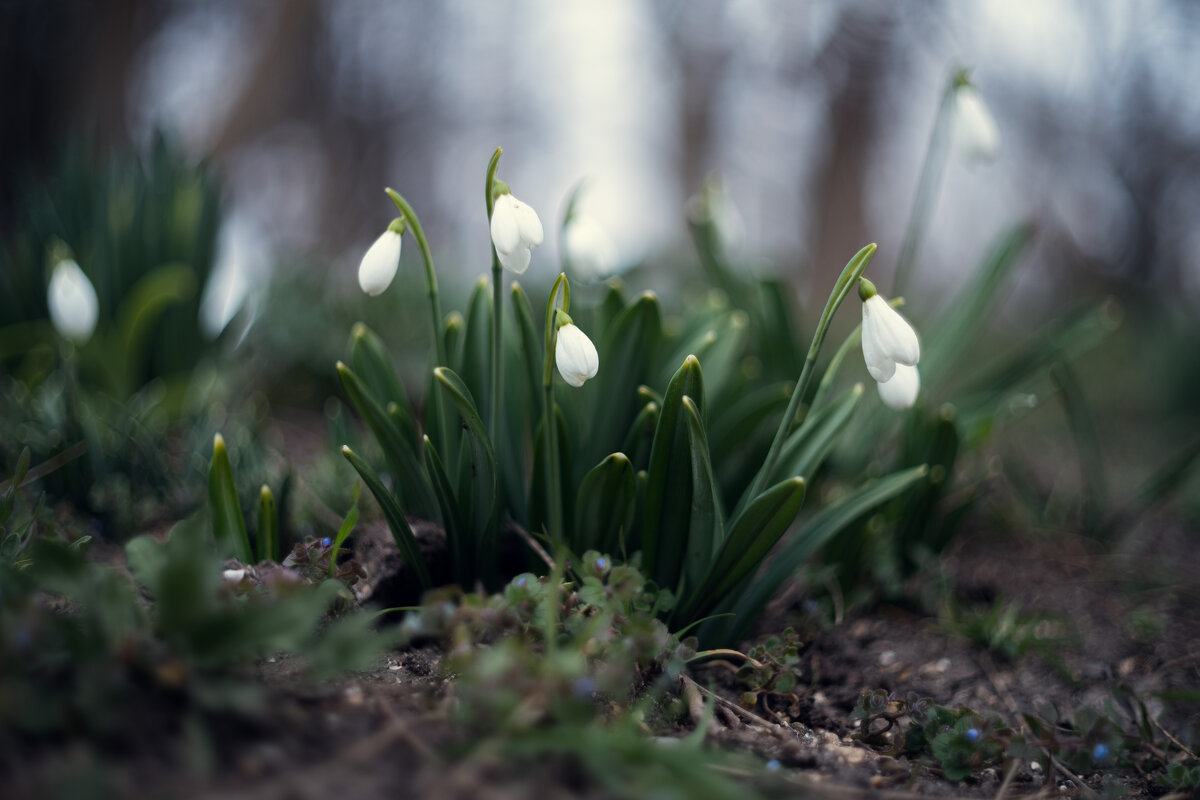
[707,381,791,463]
[341,445,432,590]
[657,311,747,403]
[337,362,438,520]
[753,277,803,378]
[1051,360,1107,536]
[422,435,463,579]
[434,366,498,586]
[459,277,493,426]
[511,282,545,420]
[721,465,929,644]
[769,383,863,486]
[256,484,279,563]
[574,453,637,555]
[208,433,254,563]
[923,223,1032,381]
[116,264,196,391]
[893,405,959,571]
[529,405,571,541]
[584,292,662,469]
[642,355,705,591]
[328,481,360,577]
[619,401,659,472]
[1116,437,1200,531]
[681,395,724,596]
[676,475,806,625]
[348,322,419,448]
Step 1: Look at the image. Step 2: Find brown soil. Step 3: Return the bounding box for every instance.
[9,518,1199,800]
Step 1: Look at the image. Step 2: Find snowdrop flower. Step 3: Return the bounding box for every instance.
[859,278,920,383]
[877,364,920,410]
[490,192,544,274]
[222,568,246,583]
[555,322,599,387]
[563,216,619,282]
[357,219,405,296]
[47,258,99,345]
[952,83,999,163]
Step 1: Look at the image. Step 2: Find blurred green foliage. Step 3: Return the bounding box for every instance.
[0,513,391,749]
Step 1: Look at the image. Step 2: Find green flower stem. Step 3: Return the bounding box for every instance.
[385,189,445,369]
[385,188,453,454]
[892,68,962,296]
[541,273,570,542]
[748,244,876,502]
[485,147,503,438]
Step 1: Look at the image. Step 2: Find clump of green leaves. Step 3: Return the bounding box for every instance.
[851,684,1199,786]
[730,628,804,709]
[395,550,771,800]
[400,550,691,735]
[340,187,927,645]
[852,689,1012,780]
[940,597,1072,662]
[0,515,390,747]
[0,448,50,567]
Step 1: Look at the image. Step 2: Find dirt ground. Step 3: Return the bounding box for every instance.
[8,508,1199,800]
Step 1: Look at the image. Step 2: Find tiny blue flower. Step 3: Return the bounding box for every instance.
[572,677,598,697]
[1093,743,1109,761]
[321,537,332,548]
[516,576,527,587]
[595,557,608,571]
[766,759,781,772]
[966,728,980,742]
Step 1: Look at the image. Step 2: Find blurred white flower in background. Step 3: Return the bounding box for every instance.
[563,216,620,282]
[200,212,269,340]
[47,258,99,345]
[952,83,1000,163]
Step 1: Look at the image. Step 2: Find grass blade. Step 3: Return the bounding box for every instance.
[256,484,279,563]
[574,453,637,555]
[341,445,432,590]
[642,355,704,592]
[208,433,253,563]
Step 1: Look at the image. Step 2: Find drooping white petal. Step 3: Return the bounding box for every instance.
[564,217,619,282]
[877,364,920,409]
[953,84,1000,163]
[555,323,599,388]
[490,195,522,256]
[491,193,544,273]
[47,259,98,345]
[358,229,402,296]
[500,245,532,275]
[861,295,920,382]
[512,197,544,248]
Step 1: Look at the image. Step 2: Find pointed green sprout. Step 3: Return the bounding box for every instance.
[208,433,254,564]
